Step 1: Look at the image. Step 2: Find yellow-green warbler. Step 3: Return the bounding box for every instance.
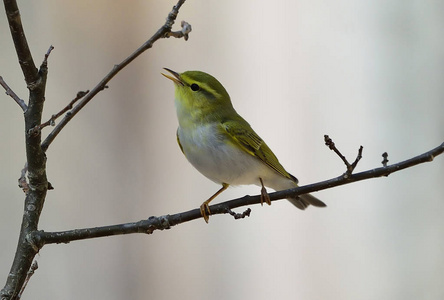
[162,69,326,223]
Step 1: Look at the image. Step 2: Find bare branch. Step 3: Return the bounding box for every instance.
[28,90,88,136]
[43,45,54,64]
[324,135,363,176]
[16,261,38,300]
[0,76,27,112]
[28,142,443,245]
[226,208,252,220]
[2,0,52,298]
[1,2,189,298]
[3,0,39,85]
[40,0,190,152]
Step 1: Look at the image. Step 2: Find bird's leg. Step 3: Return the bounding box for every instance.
[259,178,271,206]
[200,183,229,223]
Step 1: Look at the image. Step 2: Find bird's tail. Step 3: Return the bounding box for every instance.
[287,193,326,210]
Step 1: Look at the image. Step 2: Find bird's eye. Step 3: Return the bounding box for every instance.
[190,83,200,91]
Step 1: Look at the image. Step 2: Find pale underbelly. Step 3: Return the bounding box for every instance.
[178,125,295,190]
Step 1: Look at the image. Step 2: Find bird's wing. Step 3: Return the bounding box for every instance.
[221,119,296,182]
[176,128,184,154]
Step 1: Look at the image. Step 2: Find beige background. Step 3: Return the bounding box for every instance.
[1,1,443,299]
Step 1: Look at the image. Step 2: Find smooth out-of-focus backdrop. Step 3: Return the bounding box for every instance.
[1,1,443,299]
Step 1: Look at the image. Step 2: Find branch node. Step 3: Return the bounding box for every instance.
[145,215,171,234]
[47,182,54,190]
[25,233,41,253]
[27,231,46,251]
[225,207,252,220]
[158,215,171,230]
[382,152,389,167]
[18,163,29,194]
[324,135,363,176]
[146,225,156,235]
[165,20,192,40]
[26,78,41,91]
[77,90,88,98]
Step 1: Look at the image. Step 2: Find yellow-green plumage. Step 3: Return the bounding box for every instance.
[163,68,325,220]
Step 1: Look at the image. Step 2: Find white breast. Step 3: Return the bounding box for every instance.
[177,123,293,190]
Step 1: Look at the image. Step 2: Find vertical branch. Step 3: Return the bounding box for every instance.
[1,1,189,299]
[3,0,38,85]
[1,1,49,299]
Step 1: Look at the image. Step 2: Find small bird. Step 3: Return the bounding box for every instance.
[162,69,326,223]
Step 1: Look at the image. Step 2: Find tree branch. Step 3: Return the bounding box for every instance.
[1,47,49,300]
[16,261,37,300]
[1,1,190,299]
[28,142,443,247]
[3,0,38,85]
[28,90,88,136]
[40,1,190,152]
[1,1,49,299]
[324,134,363,176]
[0,76,27,111]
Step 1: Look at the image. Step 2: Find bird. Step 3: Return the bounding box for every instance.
[162,68,326,223]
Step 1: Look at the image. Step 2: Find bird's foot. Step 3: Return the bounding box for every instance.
[259,178,271,206]
[199,183,229,223]
[200,202,211,224]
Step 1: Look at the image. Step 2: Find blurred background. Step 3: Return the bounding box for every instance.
[1,1,443,299]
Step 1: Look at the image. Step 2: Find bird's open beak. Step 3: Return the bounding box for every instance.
[162,68,184,86]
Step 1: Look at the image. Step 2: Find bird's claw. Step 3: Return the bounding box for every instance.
[259,178,271,206]
[260,187,271,206]
[200,203,211,223]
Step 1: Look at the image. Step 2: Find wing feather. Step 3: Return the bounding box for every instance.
[176,128,184,154]
[221,119,295,182]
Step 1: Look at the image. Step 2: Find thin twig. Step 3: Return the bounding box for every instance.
[40,0,190,152]
[226,208,252,220]
[28,90,89,136]
[43,45,54,64]
[17,261,38,300]
[324,135,363,176]
[0,76,27,112]
[349,146,363,175]
[28,142,444,246]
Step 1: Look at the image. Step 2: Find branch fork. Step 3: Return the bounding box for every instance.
[166,20,192,40]
[28,90,89,136]
[324,135,363,177]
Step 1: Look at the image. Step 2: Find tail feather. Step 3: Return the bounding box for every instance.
[287,193,326,210]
